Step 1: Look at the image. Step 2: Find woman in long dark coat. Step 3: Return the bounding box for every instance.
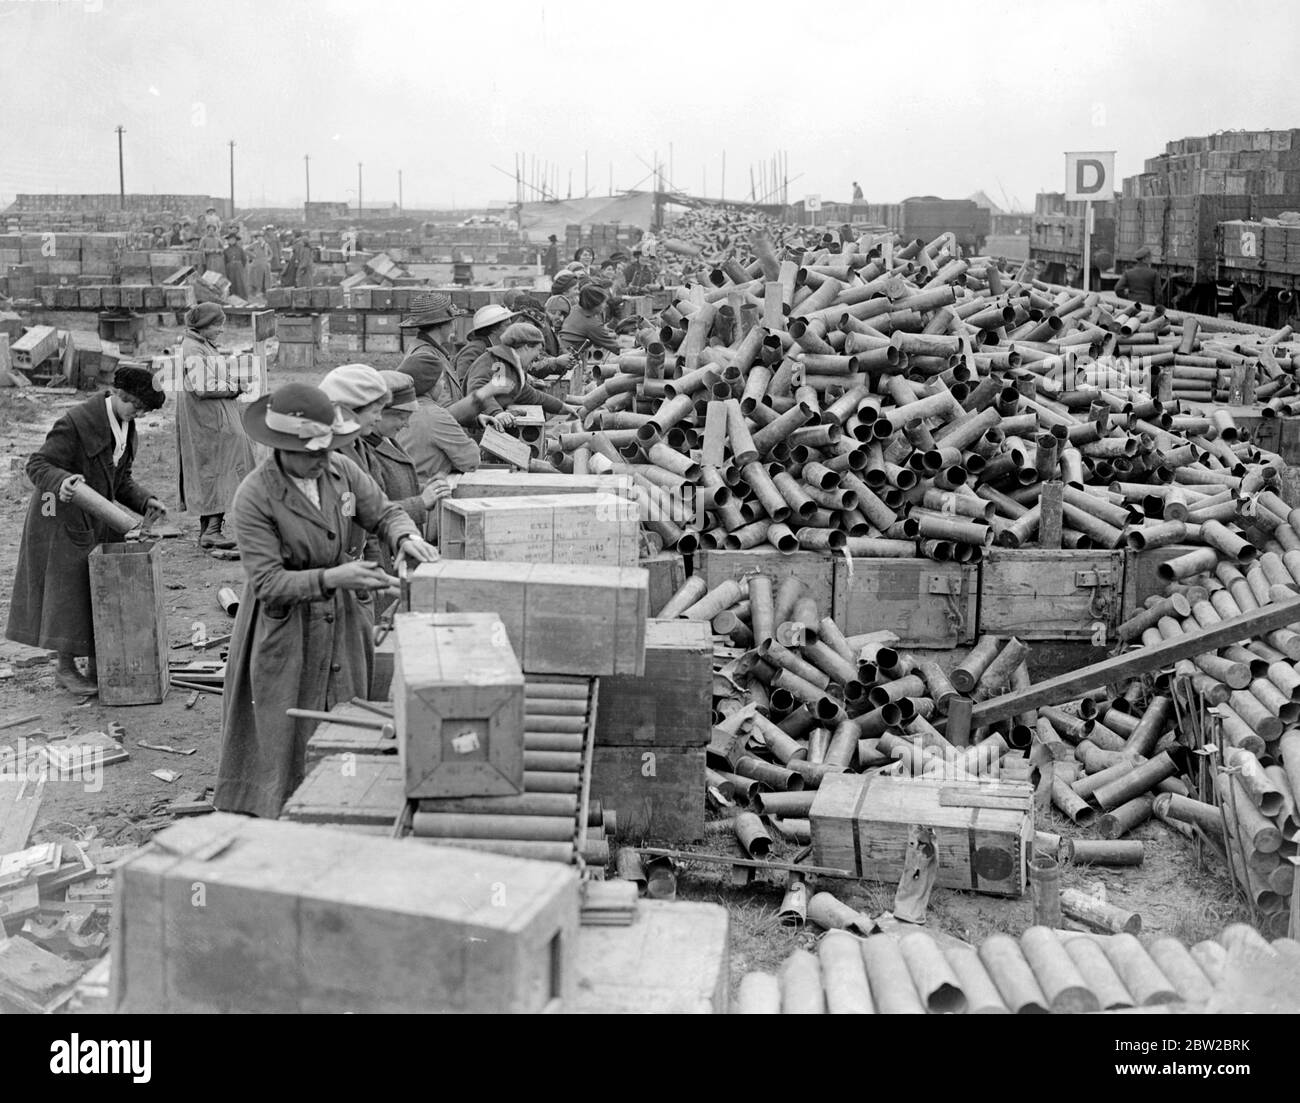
[222,232,249,299]
[5,366,167,695]
[176,303,258,551]
[213,383,437,818]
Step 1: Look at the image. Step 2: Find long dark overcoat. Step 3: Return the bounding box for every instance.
[6,394,153,655]
[213,452,417,818]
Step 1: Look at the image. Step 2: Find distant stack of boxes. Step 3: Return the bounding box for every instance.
[1117,129,1300,277]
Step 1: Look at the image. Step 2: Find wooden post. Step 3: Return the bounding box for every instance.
[1039,480,1063,548]
[957,596,1300,732]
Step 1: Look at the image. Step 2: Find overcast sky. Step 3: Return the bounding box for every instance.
[2,0,1298,212]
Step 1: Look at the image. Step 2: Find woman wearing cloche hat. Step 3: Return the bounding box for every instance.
[214,383,438,819]
[176,302,259,552]
[5,364,168,696]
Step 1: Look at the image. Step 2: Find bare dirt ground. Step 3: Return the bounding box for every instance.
[0,311,1249,1001]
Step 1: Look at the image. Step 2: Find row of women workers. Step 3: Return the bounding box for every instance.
[172,291,587,560]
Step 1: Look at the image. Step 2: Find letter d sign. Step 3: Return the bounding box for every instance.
[1064,151,1115,202]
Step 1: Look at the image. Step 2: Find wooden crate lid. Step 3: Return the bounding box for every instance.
[392,611,523,686]
[644,617,712,651]
[811,772,1032,831]
[132,811,578,930]
[443,492,637,519]
[412,560,648,589]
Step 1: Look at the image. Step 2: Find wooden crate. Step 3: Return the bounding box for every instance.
[392,612,526,799]
[88,542,169,705]
[833,558,977,647]
[305,705,397,768]
[594,619,711,748]
[640,551,688,617]
[979,548,1125,641]
[274,313,323,345]
[590,746,705,844]
[282,754,403,827]
[275,342,316,370]
[10,325,58,369]
[1121,544,1196,623]
[440,493,640,567]
[810,773,1033,897]
[569,900,729,1013]
[701,549,835,618]
[449,470,633,500]
[408,561,648,677]
[112,812,580,1013]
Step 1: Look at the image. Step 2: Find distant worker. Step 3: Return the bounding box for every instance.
[150,224,169,249]
[199,226,225,278]
[247,233,273,298]
[223,231,249,299]
[622,246,655,292]
[852,181,864,201]
[291,231,315,289]
[168,221,184,246]
[1114,247,1162,306]
[202,206,222,232]
[543,234,560,278]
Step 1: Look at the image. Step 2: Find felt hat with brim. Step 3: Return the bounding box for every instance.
[242,384,361,452]
[113,363,166,411]
[400,290,465,329]
[380,370,419,412]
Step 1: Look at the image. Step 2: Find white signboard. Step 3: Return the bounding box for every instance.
[1065,151,1115,202]
[805,194,822,212]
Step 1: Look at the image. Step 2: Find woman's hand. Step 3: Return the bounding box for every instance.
[323,560,399,593]
[476,412,514,433]
[420,478,450,509]
[143,498,167,527]
[397,534,439,563]
[59,474,84,503]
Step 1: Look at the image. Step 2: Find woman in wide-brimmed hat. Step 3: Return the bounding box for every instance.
[176,302,258,552]
[6,364,168,696]
[396,290,465,408]
[214,383,437,818]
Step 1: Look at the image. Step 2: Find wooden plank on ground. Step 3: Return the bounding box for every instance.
[962,595,1300,730]
[0,779,45,857]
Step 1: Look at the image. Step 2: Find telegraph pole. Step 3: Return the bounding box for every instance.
[115,125,125,208]
[398,169,403,213]
[228,140,236,218]
[357,162,363,220]
[304,154,311,206]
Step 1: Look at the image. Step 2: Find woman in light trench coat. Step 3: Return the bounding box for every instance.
[214,383,437,818]
[176,303,259,550]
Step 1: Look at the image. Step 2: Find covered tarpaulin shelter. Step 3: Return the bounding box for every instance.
[517,191,657,241]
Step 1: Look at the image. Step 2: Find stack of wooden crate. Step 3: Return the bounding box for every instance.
[590,618,712,844]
